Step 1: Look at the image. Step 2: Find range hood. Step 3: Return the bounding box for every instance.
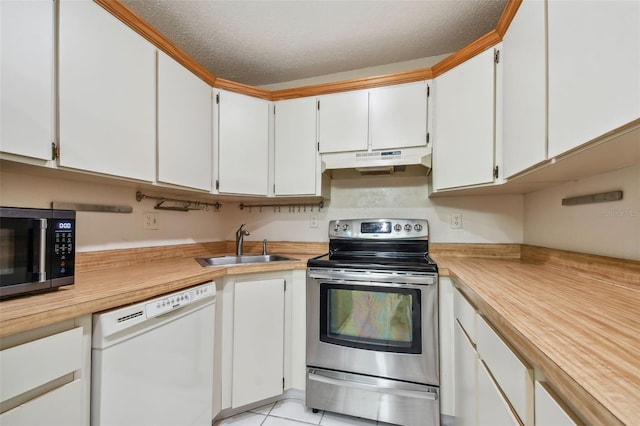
[321,146,432,175]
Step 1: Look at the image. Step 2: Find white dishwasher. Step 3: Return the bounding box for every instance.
[91,282,215,426]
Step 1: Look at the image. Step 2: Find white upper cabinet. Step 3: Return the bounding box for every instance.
[0,0,53,161]
[433,47,500,191]
[502,0,547,178]
[274,97,318,196]
[58,0,156,181]
[547,0,640,158]
[318,90,369,153]
[217,90,270,196]
[157,52,213,191]
[318,83,429,154]
[369,81,428,150]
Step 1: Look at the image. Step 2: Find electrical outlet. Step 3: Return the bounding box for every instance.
[144,212,159,230]
[310,213,318,228]
[451,212,462,229]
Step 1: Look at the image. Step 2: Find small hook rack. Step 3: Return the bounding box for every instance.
[136,191,221,212]
[239,200,324,213]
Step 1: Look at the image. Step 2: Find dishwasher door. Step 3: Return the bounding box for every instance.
[91,282,215,426]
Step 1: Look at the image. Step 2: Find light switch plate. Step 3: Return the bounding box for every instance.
[144,212,159,230]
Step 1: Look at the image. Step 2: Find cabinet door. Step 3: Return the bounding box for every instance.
[157,51,213,191]
[217,90,270,195]
[477,316,533,424]
[548,0,640,158]
[439,277,455,417]
[232,278,285,408]
[0,0,53,161]
[274,98,318,195]
[534,381,579,426]
[370,81,428,150]
[477,359,522,426]
[58,0,155,181]
[433,47,497,190]
[502,0,546,178]
[0,379,82,426]
[454,320,477,426]
[318,90,369,153]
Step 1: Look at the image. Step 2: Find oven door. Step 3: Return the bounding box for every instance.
[306,268,439,386]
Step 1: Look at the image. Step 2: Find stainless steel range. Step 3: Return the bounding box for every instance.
[306,218,439,426]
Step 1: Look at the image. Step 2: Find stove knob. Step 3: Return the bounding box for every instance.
[414,224,423,232]
[342,224,350,232]
[404,224,412,232]
[334,224,341,233]
[393,224,402,232]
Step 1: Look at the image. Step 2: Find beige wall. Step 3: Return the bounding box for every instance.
[0,165,524,252]
[523,164,640,260]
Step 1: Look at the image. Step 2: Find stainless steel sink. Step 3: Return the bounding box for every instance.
[195,254,299,267]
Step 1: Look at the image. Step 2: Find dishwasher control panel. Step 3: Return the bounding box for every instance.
[146,282,215,319]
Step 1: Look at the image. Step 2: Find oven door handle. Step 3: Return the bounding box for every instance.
[308,270,436,285]
[308,371,438,401]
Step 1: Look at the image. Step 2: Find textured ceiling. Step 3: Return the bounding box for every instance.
[122,0,507,86]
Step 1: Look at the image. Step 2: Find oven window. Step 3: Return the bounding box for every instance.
[320,283,422,354]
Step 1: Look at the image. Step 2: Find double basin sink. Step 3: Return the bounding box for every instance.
[196,254,299,267]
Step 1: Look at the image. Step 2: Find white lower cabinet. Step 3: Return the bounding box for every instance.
[454,320,478,426]
[0,316,91,426]
[0,380,82,426]
[477,315,533,424]
[535,381,579,426]
[452,287,581,426]
[439,277,455,417]
[477,359,521,426]
[232,277,285,408]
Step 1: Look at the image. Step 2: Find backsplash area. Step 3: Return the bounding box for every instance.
[4,162,637,261]
[523,164,639,261]
[0,166,523,252]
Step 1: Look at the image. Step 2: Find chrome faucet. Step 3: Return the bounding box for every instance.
[235,224,250,255]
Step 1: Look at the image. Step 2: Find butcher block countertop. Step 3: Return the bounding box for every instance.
[0,241,318,339]
[1,242,638,425]
[434,246,640,426]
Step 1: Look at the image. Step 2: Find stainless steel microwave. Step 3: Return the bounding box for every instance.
[0,207,75,299]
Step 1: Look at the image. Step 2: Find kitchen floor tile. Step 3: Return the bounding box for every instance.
[263,415,317,426]
[269,398,324,424]
[215,411,267,425]
[250,402,276,415]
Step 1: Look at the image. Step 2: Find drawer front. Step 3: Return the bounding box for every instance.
[535,381,580,426]
[0,327,83,403]
[477,359,522,426]
[454,321,478,426]
[0,379,82,426]
[477,316,533,424]
[454,289,476,343]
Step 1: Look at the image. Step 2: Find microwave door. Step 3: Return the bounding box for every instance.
[0,217,51,292]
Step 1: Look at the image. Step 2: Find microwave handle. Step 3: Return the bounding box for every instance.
[37,219,47,282]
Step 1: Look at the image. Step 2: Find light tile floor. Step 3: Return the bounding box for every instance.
[215,397,389,426]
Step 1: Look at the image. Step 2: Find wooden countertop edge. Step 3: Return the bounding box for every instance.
[0,255,309,338]
[447,268,624,426]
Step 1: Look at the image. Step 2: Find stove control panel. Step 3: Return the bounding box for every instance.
[329,218,429,239]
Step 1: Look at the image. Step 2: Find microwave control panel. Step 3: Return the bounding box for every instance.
[51,218,75,278]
